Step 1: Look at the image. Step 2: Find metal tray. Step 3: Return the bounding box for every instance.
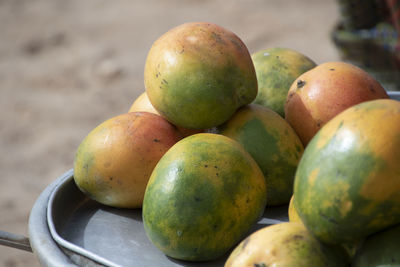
[25,91,400,266]
[33,169,288,267]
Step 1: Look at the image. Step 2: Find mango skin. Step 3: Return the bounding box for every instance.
[285,62,389,146]
[289,195,301,223]
[352,223,400,267]
[129,91,159,115]
[252,47,316,117]
[213,104,303,206]
[289,194,360,258]
[128,91,202,137]
[225,222,349,267]
[142,133,267,262]
[294,99,400,244]
[73,112,182,208]
[144,22,257,129]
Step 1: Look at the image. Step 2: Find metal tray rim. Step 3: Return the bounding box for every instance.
[47,171,121,267]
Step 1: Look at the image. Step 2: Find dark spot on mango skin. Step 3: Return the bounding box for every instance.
[292,234,304,240]
[211,32,225,44]
[228,36,243,50]
[242,236,250,249]
[297,79,306,89]
[254,263,267,267]
[103,161,111,168]
[287,91,295,101]
[319,211,339,225]
[330,68,335,71]
[369,86,375,93]
[153,138,160,142]
[83,163,89,172]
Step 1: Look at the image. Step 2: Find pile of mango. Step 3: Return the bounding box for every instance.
[73,22,400,266]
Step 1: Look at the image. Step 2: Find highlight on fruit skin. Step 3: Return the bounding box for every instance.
[142,133,267,262]
[284,61,389,146]
[225,222,349,267]
[144,22,258,129]
[73,111,182,208]
[294,99,400,244]
[251,47,316,117]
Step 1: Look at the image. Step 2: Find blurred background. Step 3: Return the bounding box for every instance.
[0,0,398,266]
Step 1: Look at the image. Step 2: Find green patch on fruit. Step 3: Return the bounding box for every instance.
[238,117,297,204]
[143,133,267,261]
[295,125,397,244]
[215,104,303,206]
[352,224,400,266]
[145,22,257,129]
[251,47,316,117]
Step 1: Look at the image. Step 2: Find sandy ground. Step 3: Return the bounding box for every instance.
[0,0,340,266]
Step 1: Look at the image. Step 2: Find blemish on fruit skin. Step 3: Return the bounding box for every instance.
[329,68,335,71]
[297,79,306,89]
[319,211,339,225]
[211,31,225,44]
[288,91,295,100]
[239,236,250,250]
[369,86,375,93]
[290,234,304,241]
[229,37,243,50]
